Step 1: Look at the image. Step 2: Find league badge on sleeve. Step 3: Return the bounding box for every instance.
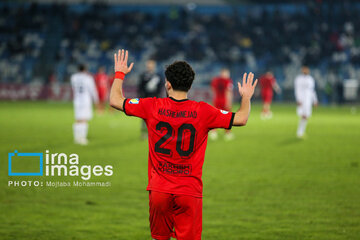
[129,98,139,104]
[220,110,229,114]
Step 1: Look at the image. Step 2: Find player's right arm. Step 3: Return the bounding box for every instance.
[202,73,256,129]
[233,72,258,126]
[109,49,134,111]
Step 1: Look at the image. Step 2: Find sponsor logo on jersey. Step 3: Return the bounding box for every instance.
[158,161,192,176]
[220,110,229,114]
[129,98,139,104]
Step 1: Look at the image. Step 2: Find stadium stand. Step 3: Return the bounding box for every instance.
[0,1,360,102]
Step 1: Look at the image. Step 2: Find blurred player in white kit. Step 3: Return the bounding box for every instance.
[295,66,318,138]
[71,64,99,145]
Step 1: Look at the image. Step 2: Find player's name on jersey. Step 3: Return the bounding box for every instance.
[158,108,197,119]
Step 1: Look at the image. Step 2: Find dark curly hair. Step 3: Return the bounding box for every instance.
[165,61,195,92]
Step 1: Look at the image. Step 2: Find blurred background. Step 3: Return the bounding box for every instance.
[0,0,359,104]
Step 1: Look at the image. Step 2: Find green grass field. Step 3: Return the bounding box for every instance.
[0,101,359,240]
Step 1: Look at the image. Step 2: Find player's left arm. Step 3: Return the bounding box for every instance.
[203,73,257,129]
[109,49,134,111]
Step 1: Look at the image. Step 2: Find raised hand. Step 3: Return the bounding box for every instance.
[114,49,134,74]
[238,72,258,98]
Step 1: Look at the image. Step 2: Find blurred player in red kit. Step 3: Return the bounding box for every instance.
[94,66,109,113]
[259,71,281,119]
[110,49,257,240]
[210,68,234,140]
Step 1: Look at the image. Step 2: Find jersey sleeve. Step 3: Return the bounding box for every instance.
[201,102,235,130]
[123,97,154,120]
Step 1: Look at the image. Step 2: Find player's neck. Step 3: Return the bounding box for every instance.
[168,90,188,101]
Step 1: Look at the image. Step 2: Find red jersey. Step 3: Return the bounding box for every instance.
[124,97,235,197]
[260,74,275,91]
[211,77,233,101]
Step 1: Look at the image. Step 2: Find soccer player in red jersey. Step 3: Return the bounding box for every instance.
[110,49,257,240]
[210,68,234,140]
[94,66,109,113]
[259,71,281,119]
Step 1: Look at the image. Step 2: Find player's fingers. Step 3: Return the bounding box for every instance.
[121,49,125,62]
[118,49,121,63]
[238,82,243,96]
[248,72,253,85]
[128,62,134,72]
[242,73,247,86]
[253,79,258,88]
[246,72,250,85]
[125,50,128,64]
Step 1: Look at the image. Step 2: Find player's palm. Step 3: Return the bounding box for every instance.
[114,49,134,74]
[238,72,258,98]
